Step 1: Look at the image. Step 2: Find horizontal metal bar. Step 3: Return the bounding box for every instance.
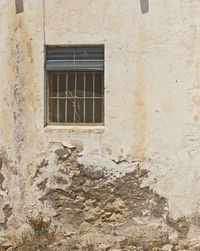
[48,70,104,73]
[49,97,104,99]
[47,60,104,62]
[48,122,104,126]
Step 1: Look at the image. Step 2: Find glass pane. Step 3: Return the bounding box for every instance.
[59,74,66,97]
[95,72,103,97]
[75,99,84,123]
[49,99,57,122]
[85,99,93,122]
[59,100,65,122]
[67,99,75,122]
[77,72,84,97]
[95,99,103,123]
[67,72,75,97]
[49,73,57,97]
[86,72,93,97]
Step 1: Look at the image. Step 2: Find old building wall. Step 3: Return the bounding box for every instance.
[1,0,200,249]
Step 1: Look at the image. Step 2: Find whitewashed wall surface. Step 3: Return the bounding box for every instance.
[0,0,200,250]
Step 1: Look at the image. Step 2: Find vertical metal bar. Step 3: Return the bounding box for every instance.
[50,74,54,122]
[65,72,68,122]
[57,72,59,123]
[74,72,77,123]
[84,72,86,123]
[46,72,49,124]
[93,72,95,123]
[102,72,104,123]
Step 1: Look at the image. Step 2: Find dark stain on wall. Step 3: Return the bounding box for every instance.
[140,0,149,14]
[15,0,24,14]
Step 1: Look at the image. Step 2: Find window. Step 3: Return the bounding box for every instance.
[45,46,104,125]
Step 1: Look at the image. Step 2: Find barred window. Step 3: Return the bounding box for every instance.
[45,46,104,125]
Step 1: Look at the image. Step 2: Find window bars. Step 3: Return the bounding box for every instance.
[48,71,104,124]
[46,46,104,125]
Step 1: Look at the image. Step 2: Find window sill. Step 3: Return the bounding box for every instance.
[44,125,105,133]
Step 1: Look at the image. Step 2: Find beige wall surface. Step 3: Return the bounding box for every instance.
[1,0,200,248]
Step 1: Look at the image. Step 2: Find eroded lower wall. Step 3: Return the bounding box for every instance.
[0,143,189,249]
[1,0,200,249]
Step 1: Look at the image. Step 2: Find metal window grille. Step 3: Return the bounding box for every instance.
[46,46,104,125]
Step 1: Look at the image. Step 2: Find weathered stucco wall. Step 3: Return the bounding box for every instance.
[1,0,200,249]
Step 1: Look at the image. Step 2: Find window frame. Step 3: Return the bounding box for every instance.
[44,45,105,127]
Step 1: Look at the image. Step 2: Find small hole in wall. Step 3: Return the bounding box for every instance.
[140,0,149,14]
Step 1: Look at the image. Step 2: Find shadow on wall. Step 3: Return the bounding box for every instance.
[15,0,24,14]
[140,0,149,14]
[15,0,148,15]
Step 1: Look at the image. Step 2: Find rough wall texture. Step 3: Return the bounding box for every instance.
[1,0,200,250]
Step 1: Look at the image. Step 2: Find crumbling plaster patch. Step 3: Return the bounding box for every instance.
[26,142,193,248]
[0,151,13,229]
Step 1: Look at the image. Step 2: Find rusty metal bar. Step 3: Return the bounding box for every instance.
[57,73,59,123]
[83,72,86,123]
[74,72,77,123]
[65,72,68,122]
[93,73,95,123]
